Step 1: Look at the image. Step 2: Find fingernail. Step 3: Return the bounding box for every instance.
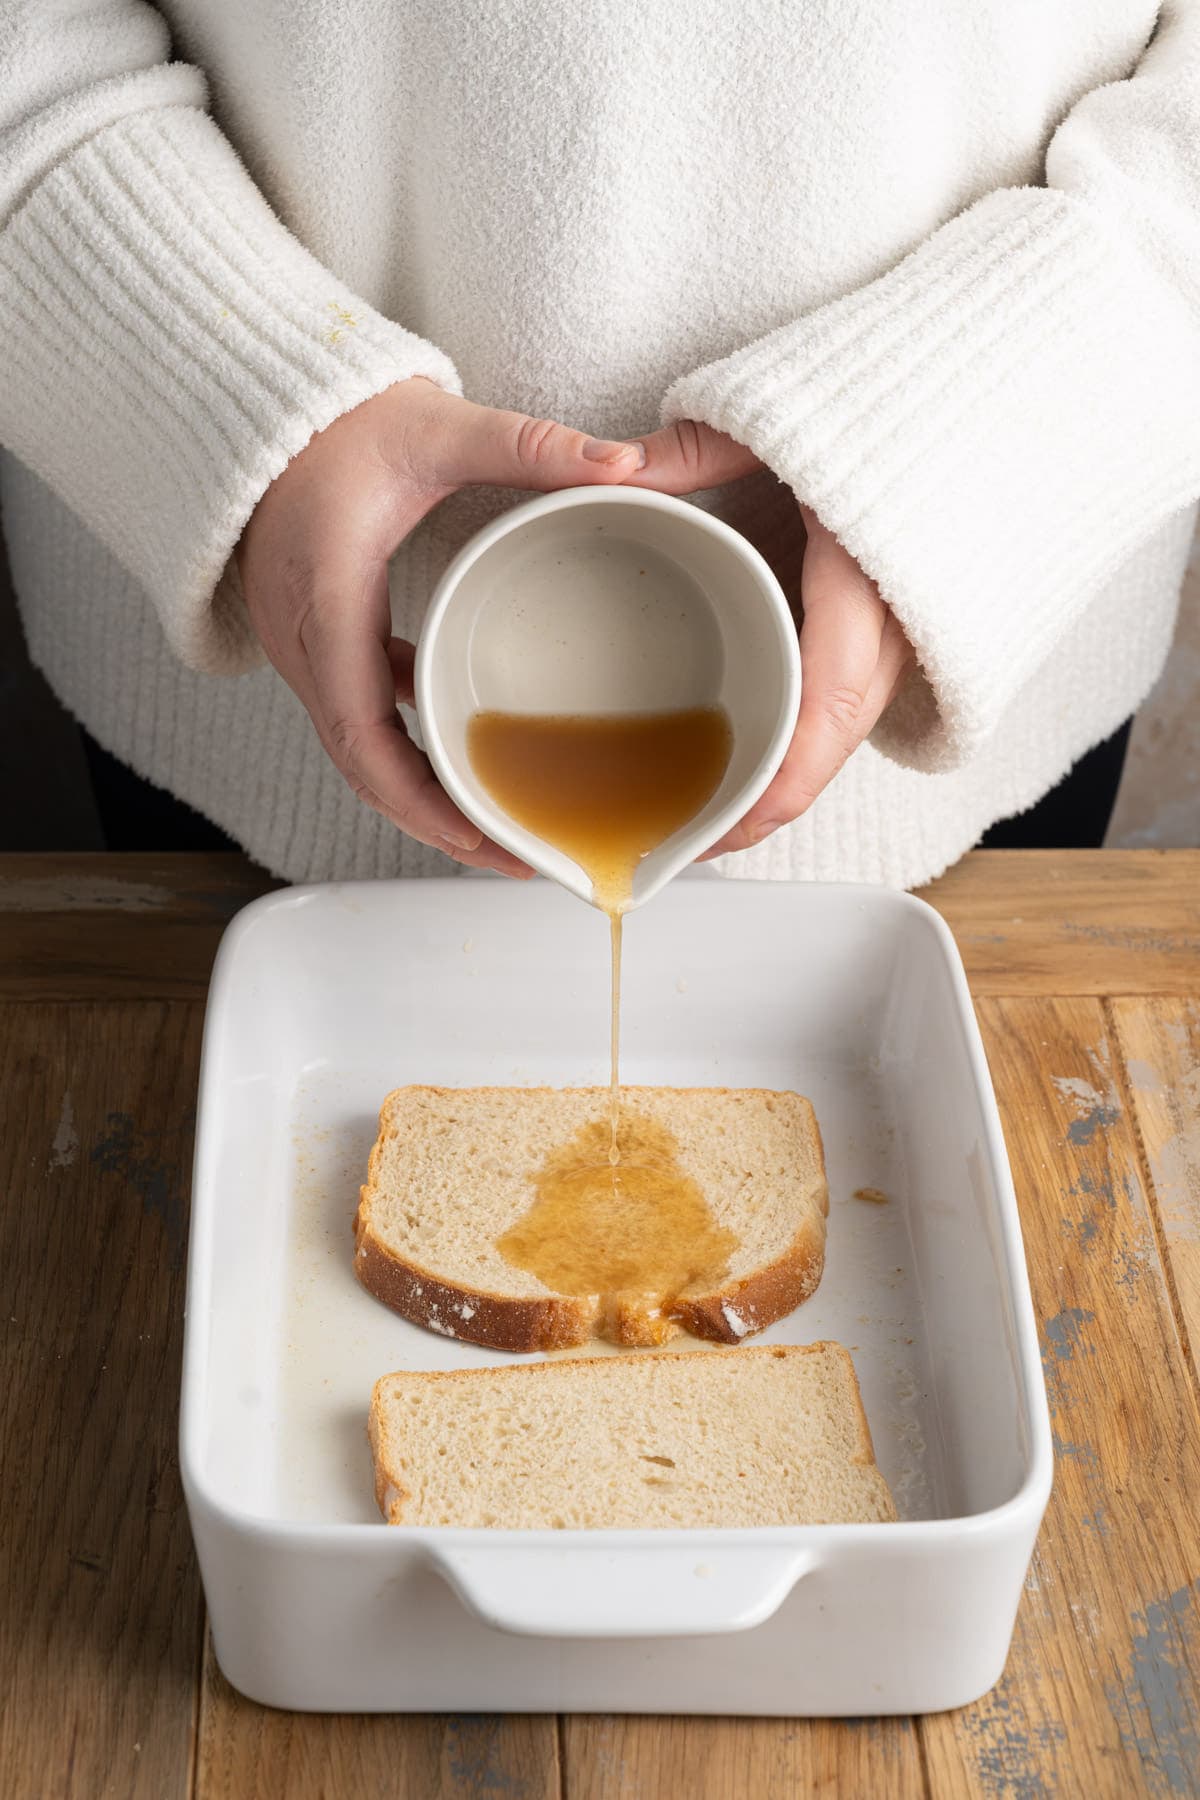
[750,820,783,845]
[583,438,646,467]
[442,827,482,852]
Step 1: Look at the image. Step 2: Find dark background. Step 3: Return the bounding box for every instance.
[0,521,102,851]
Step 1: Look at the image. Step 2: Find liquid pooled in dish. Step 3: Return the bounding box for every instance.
[467,706,736,1308]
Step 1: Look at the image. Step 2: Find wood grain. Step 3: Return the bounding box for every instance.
[561,1715,925,1799]
[7,852,1200,1798]
[196,1634,560,1800]
[1111,997,1200,1390]
[921,998,1200,1799]
[918,849,1200,995]
[1,847,1198,1001]
[0,1002,204,1799]
[0,853,276,1000]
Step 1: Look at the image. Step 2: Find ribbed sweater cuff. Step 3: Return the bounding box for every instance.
[0,107,463,674]
[661,186,1200,770]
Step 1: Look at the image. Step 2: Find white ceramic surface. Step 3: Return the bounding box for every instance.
[181,877,1052,1714]
[414,487,801,908]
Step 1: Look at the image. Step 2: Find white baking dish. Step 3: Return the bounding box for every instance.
[181,877,1052,1715]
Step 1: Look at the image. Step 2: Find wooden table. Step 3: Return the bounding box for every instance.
[3,849,1200,1799]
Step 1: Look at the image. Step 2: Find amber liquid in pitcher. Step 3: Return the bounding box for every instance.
[466,706,736,1304]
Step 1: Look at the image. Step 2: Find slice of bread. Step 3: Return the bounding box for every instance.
[353,1086,828,1351]
[369,1343,896,1528]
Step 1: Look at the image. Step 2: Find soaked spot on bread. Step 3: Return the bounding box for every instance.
[495,1111,737,1319]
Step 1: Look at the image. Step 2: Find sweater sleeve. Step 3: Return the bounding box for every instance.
[0,2,462,675]
[659,3,1200,771]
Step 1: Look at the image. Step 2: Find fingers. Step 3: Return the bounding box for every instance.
[699,512,913,859]
[619,418,763,496]
[863,606,916,719]
[382,635,535,874]
[289,565,533,876]
[413,391,647,492]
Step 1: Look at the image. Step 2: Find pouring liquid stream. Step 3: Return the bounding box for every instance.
[466,705,735,1304]
[467,706,733,1144]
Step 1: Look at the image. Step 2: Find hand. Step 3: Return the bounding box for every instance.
[626,420,915,855]
[237,378,646,873]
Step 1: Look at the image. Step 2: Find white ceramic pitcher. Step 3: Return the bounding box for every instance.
[414,485,801,910]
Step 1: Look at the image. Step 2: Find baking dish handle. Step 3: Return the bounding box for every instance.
[427,1543,819,1638]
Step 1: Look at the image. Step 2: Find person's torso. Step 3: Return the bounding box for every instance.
[164,1,1158,429]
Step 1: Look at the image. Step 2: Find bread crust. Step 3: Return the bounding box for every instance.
[353,1085,828,1353]
[673,1211,828,1344]
[354,1219,598,1351]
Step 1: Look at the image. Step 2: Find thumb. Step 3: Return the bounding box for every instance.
[622,418,762,495]
[432,397,646,491]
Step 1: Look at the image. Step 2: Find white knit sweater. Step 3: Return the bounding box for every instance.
[3,1,1200,887]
